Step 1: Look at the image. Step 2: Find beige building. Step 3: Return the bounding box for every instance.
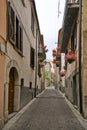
[61,0,87,118]
[0,0,45,128]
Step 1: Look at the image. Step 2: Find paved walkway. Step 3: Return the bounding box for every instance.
[2,87,87,130]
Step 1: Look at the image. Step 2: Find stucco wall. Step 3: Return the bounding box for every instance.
[0,0,6,128]
[3,0,41,123]
[0,0,6,38]
[5,0,37,87]
[0,53,5,123]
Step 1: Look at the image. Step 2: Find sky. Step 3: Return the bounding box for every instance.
[35,0,65,60]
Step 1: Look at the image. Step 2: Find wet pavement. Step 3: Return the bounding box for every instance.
[3,88,86,130]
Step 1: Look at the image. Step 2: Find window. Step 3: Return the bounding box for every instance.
[8,2,23,53]
[29,82,32,89]
[16,17,23,52]
[21,78,24,87]
[8,3,15,43]
[31,10,34,35]
[30,47,35,68]
[16,17,19,48]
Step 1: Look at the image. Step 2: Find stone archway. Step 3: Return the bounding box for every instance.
[4,60,20,121]
[8,67,19,114]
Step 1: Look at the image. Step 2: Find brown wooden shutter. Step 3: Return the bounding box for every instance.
[10,7,15,42]
[7,2,15,44]
[20,27,23,52]
[7,2,11,40]
[30,47,35,68]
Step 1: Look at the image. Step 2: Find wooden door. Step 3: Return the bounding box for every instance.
[8,68,14,114]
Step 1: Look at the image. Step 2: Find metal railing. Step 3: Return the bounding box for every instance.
[68,0,79,3]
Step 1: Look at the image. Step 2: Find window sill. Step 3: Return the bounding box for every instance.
[30,65,35,70]
[13,46,24,57]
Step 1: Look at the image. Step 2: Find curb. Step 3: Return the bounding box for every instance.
[2,89,46,130]
[65,98,87,130]
[2,99,36,130]
[59,90,87,130]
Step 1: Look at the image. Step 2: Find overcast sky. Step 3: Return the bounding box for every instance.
[35,0,65,60]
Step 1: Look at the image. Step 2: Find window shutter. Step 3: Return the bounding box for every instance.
[16,17,19,48]
[7,2,11,40]
[7,2,15,44]
[11,7,15,42]
[20,27,23,52]
[30,47,35,68]
[31,11,34,35]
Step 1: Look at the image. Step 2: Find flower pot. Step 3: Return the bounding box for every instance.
[59,71,66,77]
[65,52,77,64]
[67,58,75,63]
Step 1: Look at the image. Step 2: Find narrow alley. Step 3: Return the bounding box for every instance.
[1,0,87,130]
[3,88,86,130]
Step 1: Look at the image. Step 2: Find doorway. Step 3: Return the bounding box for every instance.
[8,67,18,114]
[73,75,78,106]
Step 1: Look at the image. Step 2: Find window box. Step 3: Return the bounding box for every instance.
[65,50,77,64]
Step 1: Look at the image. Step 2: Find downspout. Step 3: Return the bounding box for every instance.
[34,29,38,97]
[79,0,83,114]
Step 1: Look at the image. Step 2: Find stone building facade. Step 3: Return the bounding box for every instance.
[60,0,87,118]
[0,0,44,128]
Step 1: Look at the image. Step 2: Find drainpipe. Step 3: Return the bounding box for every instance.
[79,0,83,114]
[34,29,38,97]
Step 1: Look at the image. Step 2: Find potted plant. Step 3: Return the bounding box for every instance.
[52,59,56,64]
[65,51,77,64]
[59,71,66,77]
[56,52,61,57]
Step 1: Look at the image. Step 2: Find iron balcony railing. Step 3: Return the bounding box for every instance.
[68,0,79,3]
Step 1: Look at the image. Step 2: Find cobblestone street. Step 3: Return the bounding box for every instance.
[3,88,86,130]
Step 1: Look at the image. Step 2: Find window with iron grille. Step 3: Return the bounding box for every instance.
[30,47,35,69]
[8,2,23,53]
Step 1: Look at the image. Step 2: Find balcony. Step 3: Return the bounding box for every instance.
[68,0,79,3]
[61,0,79,53]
